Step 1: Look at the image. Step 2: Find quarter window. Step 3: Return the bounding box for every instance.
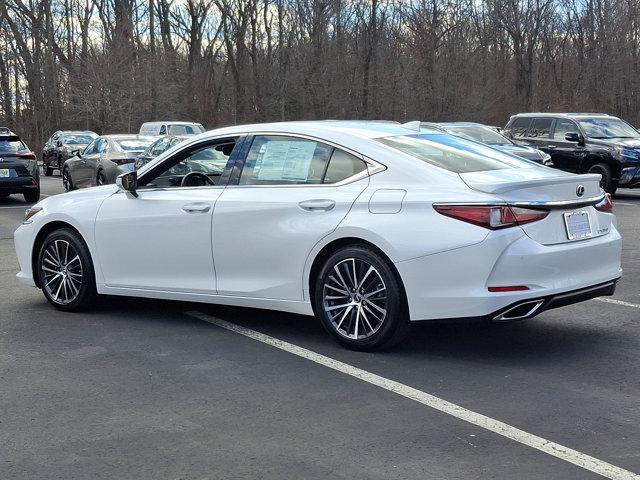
[324,150,367,183]
[528,118,553,138]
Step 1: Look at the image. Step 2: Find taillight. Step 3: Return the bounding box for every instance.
[110,158,135,166]
[595,193,613,212]
[433,204,549,229]
[16,152,36,160]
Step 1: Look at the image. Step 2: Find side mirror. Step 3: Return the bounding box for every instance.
[565,132,583,144]
[116,171,138,197]
[72,149,81,157]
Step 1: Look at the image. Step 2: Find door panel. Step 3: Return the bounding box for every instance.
[94,188,223,293]
[212,179,368,300]
[549,119,584,172]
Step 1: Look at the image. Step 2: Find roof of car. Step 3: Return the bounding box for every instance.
[434,122,490,128]
[141,121,203,126]
[59,131,97,135]
[511,113,613,119]
[102,134,156,140]
[207,120,439,140]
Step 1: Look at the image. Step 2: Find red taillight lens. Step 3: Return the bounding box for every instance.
[488,285,530,292]
[595,193,613,212]
[16,152,36,160]
[433,205,548,230]
[110,158,135,166]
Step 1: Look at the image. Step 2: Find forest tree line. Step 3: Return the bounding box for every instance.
[1,0,640,149]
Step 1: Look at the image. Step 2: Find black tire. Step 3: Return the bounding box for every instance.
[37,228,97,311]
[313,245,409,351]
[24,188,40,203]
[62,167,75,191]
[44,161,53,176]
[588,163,617,194]
[96,170,107,186]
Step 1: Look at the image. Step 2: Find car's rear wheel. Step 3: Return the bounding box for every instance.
[24,188,40,203]
[96,170,107,186]
[62,168,75,191]
[588,163,617,195]
[44,158,53,176]
[37,229,97,311]
[313,246,408,351]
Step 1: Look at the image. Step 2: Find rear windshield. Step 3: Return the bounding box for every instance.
[62,134,95,145]
[116,138,154,151]
[0,137,25,152]
[444,126,512,146]
[377,134,533,173]
[167,124,205,135]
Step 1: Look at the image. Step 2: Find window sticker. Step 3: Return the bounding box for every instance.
[256,140,317,181]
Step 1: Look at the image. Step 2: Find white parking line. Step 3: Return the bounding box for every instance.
[616,202,637,206]
[596,298,640,309]
[187,311,640,480]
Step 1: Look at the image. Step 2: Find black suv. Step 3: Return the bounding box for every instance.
[0,127,40,202]
[503,113,640,194]
[42,130,97,176]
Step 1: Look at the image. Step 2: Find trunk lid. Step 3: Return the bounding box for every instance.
[459,168,611,245]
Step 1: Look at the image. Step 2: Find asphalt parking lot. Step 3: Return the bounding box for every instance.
[1,175,639,480]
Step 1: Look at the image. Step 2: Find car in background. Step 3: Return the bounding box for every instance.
[139,121,205,137]
[43,131,98,176]
[135,135,188,170]
[0,128,40,202]
[16,121,621,350]
[62,135,154,191]
[422,122,551,164]
[503,113,640,194]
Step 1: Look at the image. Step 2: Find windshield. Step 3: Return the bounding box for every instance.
[116,138,154,151]
[167,124,205,135]
[62,134,95,145]
[444,126,512,146]
[578,118,640,139]
[0,137,25,152]
[377,134,534,173]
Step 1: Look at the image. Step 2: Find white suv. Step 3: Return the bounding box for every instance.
[139,121,205,136]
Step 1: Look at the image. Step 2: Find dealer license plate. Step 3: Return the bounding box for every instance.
[564,211,592,240]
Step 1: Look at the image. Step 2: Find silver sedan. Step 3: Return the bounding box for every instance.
[62,135,155,191]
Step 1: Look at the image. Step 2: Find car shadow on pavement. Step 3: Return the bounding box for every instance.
[90,295,627,367]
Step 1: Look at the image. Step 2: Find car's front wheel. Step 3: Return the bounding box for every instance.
[313,246,408,350]
[37,228,97,311]
[589,163,617,195]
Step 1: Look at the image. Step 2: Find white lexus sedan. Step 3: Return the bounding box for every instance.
[14,121,622,350]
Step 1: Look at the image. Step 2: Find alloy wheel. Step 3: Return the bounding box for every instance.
[41,239,83,305]
[97,172,106,185]
[322,258,387,340]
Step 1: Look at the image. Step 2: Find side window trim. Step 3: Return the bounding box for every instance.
[228,132,380,188]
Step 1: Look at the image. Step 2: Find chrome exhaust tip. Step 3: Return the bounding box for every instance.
[493,300,545,322]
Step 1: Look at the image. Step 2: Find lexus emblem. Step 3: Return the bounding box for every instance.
[576,185,585,197]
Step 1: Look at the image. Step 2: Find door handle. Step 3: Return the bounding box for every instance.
[182,202,211,213]
[298,199,336,211]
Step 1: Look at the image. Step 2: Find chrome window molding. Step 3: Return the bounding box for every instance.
[433,193,606,210]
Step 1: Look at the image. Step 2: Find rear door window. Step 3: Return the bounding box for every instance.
[528,118,553,138]
[239,136,333,185]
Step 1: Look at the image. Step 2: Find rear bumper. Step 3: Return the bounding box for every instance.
[397,226,623,321]
[0,177,39,193]
[488,280,617,322]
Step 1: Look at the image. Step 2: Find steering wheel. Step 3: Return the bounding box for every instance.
[181,171,215,187]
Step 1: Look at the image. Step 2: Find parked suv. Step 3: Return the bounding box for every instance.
[0,128,40,202]
[139,121,205,136]
[42,130,97,176]
[503,113,640,194]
